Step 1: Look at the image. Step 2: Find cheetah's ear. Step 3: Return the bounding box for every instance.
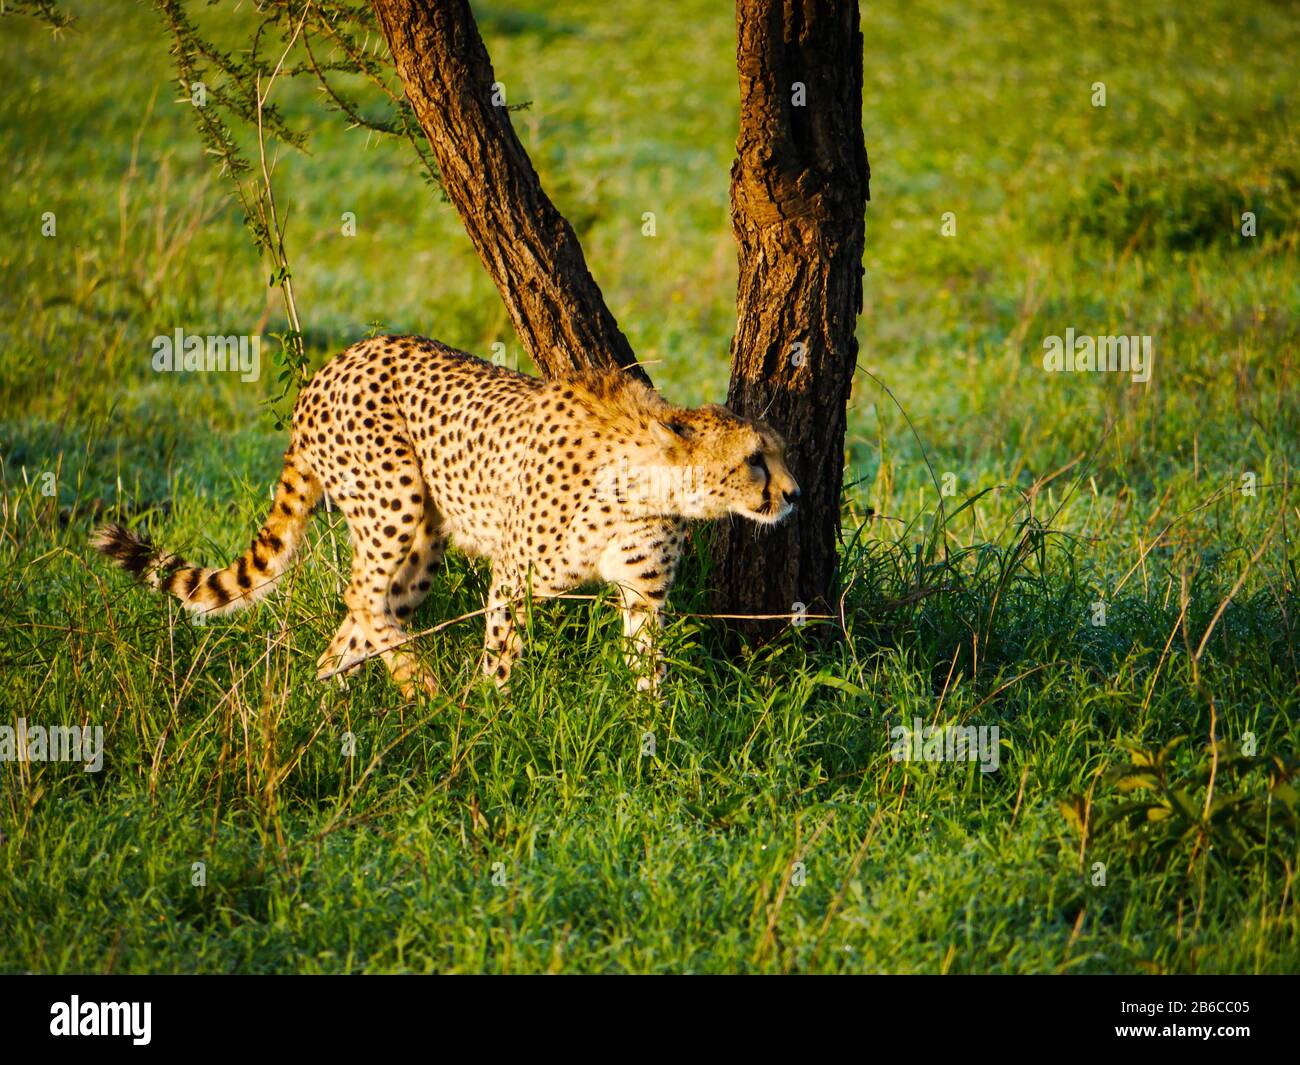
[651,418,694,450]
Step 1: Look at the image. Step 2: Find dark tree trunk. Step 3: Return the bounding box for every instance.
[710,0,870,638]
[370,0,645,382]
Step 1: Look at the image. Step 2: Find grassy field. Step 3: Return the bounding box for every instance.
[1,0,1298,973]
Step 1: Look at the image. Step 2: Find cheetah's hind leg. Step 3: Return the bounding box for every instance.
[320,452,440,700]
[481,569,524,692]
[316,616,373,686]
[386,498,447,624]
[315,532,380,686]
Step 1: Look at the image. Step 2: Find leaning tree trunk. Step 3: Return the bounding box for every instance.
[710,0,870,638]
[371,0,645,382]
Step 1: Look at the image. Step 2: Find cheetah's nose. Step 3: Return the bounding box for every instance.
[784,486,801,505]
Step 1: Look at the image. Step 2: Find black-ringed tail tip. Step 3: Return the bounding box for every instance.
[89,522,164,582]
[89,448,320,619]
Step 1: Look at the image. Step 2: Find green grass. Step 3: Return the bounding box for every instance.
[1,0,1298,973]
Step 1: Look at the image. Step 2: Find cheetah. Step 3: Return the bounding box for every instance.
[93,336,799,698]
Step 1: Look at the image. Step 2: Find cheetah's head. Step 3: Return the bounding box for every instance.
[648,404,800,525]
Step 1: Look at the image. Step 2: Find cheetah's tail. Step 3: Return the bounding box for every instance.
[91,447,323,617]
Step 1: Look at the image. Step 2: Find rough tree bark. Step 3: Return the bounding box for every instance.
[710,0,870,638]
[370,0,645,381]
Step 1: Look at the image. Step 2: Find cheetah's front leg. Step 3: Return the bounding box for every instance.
[600,519,683,693]
[617,586,666,693]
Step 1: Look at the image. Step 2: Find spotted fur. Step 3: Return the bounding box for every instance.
[93,336,798,697]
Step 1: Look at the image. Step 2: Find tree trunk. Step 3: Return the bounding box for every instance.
[372,0,867,633]
[370,0,645,382]
[710,0,870,639]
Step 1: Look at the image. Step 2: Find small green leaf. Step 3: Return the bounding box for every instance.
[1114,773,1160,793]
[1057,796,1086,834]
[813,673,867,698]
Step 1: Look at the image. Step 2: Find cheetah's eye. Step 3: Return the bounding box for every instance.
[746,451,768,471]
